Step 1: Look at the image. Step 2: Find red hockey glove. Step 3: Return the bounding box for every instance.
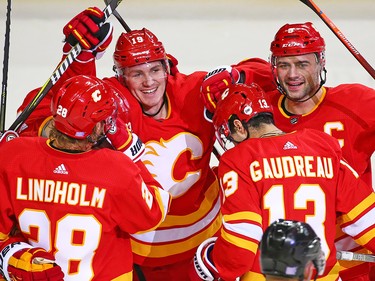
[0,130,19,144]
[63,7,113,61]
[1,242,64,281]
[201,65,240,113]
[189,238,220,281]
[105,117,146,162]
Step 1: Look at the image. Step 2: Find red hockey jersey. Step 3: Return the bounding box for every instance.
[214,129,375,281]
[269,84,375,186]
[268,84,375,279]
[0,137,171,280]
[104,73,223,267]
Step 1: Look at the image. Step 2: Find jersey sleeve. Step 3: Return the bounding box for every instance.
[233,58,276,93]
[348,84,375,157]
[212,150,263,280]
[0,146,28,253]
[110,159,171,234]
[336,159,375,252]
[16,88,53,137]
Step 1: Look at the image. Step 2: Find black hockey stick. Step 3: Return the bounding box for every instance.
[0,0,12,131]
[104,0,131,32]
[300,0,375,79]
[8,0,124,132]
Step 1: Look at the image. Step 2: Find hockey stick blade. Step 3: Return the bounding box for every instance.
[299,0,375,79]
[337,251,375,263]
[8,0,123,132]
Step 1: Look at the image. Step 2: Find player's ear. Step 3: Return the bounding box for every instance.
[233,119,246,134]
[303,261,315,281]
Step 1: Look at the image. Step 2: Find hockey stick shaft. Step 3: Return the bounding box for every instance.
[0,0,12,131]
[104,0,131,32]
[337,251,375,263]
[299,0,375,79]
[113,11,131,32]
[8,0,123,132]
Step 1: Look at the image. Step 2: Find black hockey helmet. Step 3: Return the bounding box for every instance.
[260,219,326,280]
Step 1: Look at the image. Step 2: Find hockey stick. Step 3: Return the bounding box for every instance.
[0,0,12,131]
[337,251,375,263]
[299,0,375,79]
[8,0,123,132]
[104,0,131,32]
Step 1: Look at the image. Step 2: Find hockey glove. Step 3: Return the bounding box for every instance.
[63,7,113,61]
[201,65,240,113]
[105,117,146,163]
[1,242,64,281]
[189,238,220,281]
[0,130,19,144]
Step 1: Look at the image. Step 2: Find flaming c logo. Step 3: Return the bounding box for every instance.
[91,90,102,102]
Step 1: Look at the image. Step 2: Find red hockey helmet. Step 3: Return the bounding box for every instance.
[113,28,167,69]
[51,75,117,139]
[270,22,325,64]
[213,83,273,149]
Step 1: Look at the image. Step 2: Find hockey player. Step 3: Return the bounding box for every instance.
[190,83,375,281]
[0,75,171,281]
[13,7,276,280]
[199,22,375,281]
[260,219,326,281]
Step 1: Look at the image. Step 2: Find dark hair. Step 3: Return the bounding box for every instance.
[228,112,274,134]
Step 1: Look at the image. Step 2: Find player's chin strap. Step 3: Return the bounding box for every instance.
[142,94,167,117]
[271,51,327,103]
[276,67,327,102]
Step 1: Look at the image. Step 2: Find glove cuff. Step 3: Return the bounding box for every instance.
[231,67,240,83]
[93,22,113,52]
[63,43,95,63]
[193,237,218,281]
[0,242,32,281]
[0,130,19,143]
[123,133,146,162]
[203,108,214,123]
